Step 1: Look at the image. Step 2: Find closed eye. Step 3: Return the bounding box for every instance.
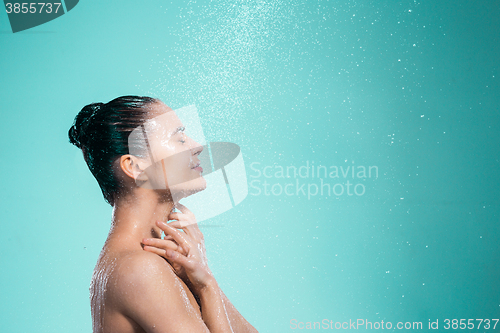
[179,132,186,144]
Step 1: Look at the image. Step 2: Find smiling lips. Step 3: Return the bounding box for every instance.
[192,163,203,173]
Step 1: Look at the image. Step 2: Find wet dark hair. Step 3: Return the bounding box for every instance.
[69,95,158,206]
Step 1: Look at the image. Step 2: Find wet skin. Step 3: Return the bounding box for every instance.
[89,102,258,333]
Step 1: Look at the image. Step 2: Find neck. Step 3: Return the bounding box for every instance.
[107,188,175,250]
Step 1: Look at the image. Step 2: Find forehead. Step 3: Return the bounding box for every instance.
[128,102,184,161]
[146,101,173,118]
[144,102,183,134]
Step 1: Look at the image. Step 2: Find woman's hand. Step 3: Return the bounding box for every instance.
[142,203,215,294]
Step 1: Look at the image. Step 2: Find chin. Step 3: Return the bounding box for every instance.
[171,177,207,202]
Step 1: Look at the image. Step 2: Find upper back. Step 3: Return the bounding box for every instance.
[90,247,202,333]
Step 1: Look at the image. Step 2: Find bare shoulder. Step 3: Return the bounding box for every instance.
[108,250,178,305]
[104,250,207,333]
[113,250,175,283]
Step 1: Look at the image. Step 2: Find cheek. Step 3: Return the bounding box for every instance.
[153,144,175,163]
[162,154,192,182]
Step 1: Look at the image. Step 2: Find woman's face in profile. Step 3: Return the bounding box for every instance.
[131,101,206,201]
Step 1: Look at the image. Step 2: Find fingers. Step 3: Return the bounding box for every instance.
[168,212,197,228]
[143,245,168,257]
[144,245,192,272]
[169,204,193,221]
[187,223,204,241]
[164,249,192,269]
[166,220,203,243]
[168,206,198,236]
[175,203,193,215]
[168,212,182,221]
[168,220,198,230]
[156,221,192,250]
[142,237,184,254]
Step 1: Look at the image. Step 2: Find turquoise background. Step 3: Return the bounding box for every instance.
[1,0,499,332]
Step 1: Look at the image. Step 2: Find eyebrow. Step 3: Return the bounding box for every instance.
[171,126,185,136]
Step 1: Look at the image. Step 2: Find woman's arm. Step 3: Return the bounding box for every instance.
[143,221,234,333]
[143,204,258,333]
[198,279,234,333]
[221,290,259,333]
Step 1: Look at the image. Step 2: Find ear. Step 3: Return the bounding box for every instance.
[119,155,148,182]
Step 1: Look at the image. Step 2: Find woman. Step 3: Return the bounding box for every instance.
[69,96,257,333]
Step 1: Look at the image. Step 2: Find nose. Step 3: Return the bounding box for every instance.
[188,136,203,156]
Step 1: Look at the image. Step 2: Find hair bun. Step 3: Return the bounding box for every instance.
[69,102,104,149]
